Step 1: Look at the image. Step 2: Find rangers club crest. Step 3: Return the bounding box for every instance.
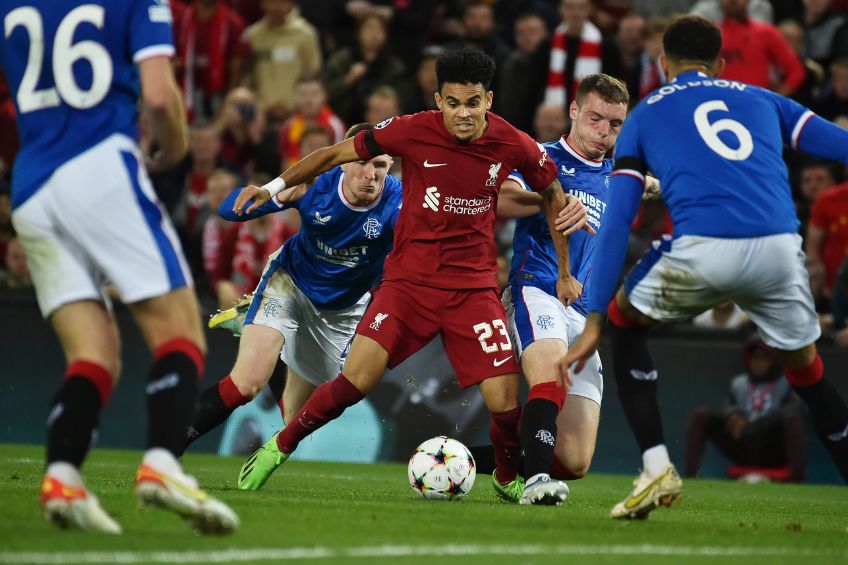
[362,217,382,239]
[536,314,555,330]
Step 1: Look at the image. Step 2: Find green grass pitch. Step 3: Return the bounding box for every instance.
[1,443,847,564]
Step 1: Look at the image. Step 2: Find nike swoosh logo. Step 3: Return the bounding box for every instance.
[624,468,676,509]
[493,356,513,367]
[423,160,447,168]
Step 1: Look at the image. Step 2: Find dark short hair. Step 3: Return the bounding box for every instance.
[436,47,496,92]
[663,15,722,66]
[575,74,629,106]
[345,122,374,139]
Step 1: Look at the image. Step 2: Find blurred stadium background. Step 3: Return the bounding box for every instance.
[3,0,848,485]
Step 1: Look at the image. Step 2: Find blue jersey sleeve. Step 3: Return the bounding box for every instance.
[796,114,848,163]
[506,170,531,191]
[218,188,292,222]
[611,114,648,176]
[765,89,848,162]
[587,117,647,315]
[586,172,644,315]
[130,0,176,63]
[381,176,403,229]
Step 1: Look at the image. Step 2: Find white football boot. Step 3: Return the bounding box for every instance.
[136,449,239,535]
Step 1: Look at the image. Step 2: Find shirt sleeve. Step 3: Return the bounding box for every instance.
[218,188,292,222]
[355,115,409,160]
[611,114,648,178]
[514,133,557,193]
[130,0,176,63]
[586,117,647,315]
[768,89,848,162]
[506,170,529,191]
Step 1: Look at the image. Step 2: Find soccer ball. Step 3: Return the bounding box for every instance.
[407,436,476,500]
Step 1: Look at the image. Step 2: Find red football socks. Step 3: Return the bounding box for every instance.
[276,373,364,454]
[489,406,522,484]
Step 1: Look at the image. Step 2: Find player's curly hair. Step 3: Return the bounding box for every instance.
[663,15,722,66]
[435,47,496,92]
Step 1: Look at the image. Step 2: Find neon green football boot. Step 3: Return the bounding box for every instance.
[492,471,525,503]
[237,432,289,491]
[208,293,254,337]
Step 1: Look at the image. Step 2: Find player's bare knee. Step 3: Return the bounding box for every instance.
[341,368,381,394]
[230,373,263,400]
[568,463,590,479]
[776,343,817,370]
[479,375,520,413]
[551,451,590,480]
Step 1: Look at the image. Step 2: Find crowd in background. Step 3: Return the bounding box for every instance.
[3,0,848,346]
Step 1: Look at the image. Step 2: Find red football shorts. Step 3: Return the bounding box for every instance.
[356,280,520,387]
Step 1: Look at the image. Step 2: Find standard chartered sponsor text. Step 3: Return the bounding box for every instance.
[443,196,492,215]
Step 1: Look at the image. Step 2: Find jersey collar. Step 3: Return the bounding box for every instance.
[559,137,603,168]
[671,70,709,83]
[337,172,384,211]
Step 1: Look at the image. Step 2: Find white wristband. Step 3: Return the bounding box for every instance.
[262,177,286,197]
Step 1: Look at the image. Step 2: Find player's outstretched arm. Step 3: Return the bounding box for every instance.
[219,185,305,222]
[140,57,188,172]
[497,179,544,217]
[562,311,604,375]
[796,113,848,164]
[234,138,360,215]
[499,177,595,235]
[541,179,582,306]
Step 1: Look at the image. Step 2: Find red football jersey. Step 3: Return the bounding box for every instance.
[354,111,557,289]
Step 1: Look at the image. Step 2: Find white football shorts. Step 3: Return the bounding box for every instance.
[11,133,192,317]
[503,285,603,405]
[245,253,369,386]
[625,233,821,351]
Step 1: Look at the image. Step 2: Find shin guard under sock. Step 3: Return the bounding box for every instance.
[522,382,565,478]
[276,373,363,454]
[182,375,249,454]
[786,356,848,482]
[146,339,203,456]
[608,320,665,452]
[46,361,114,467]
[489,406,522,484]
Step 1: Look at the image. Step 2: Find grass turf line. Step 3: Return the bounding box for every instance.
[1,443,846,564]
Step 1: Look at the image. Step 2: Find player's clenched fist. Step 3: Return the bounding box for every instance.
[556,274,583,307]
[554,195,596,236]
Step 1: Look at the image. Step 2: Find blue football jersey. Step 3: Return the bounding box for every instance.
[588,69,848,315]
[614,70,809,238]
[508,139,611,316]
[222,168,403,310]
[0,0,174,209]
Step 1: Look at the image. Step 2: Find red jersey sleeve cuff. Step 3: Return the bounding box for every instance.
[354,130,372,160]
